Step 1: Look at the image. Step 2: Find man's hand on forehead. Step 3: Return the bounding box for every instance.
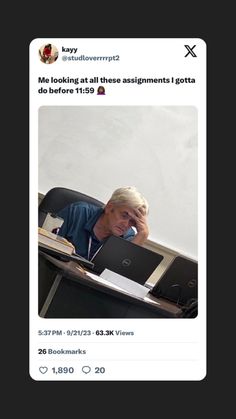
[136,207,146,216]
[128,207,145,219]
[127,207,149,244]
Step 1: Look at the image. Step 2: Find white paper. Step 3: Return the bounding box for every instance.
[42,213,64,232]
[85,271,125,292]
[100,269,150,299]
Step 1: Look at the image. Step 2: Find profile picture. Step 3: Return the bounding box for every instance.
[39,43,59,64]
[97,85,106,95]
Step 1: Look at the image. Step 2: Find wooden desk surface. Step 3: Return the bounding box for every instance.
[39,251,183,318]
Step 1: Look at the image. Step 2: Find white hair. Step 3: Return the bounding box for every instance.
[108,186,149,215]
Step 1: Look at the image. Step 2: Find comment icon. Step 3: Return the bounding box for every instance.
[82,366,91,374]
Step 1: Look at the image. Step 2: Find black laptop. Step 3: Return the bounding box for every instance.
[150,256,198,306]
[90,235,164,285]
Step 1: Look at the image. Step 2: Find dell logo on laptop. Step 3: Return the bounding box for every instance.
[188,279,197,288]
[122,258,132,267]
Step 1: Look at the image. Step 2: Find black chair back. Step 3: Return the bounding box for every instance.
[38,187,104,227]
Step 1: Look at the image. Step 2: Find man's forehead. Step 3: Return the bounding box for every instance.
[116,205,135,215]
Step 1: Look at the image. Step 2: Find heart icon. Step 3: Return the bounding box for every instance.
[39,366,48,374]
[82,366,91,374]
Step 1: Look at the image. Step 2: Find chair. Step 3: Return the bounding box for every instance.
[38,186,105,227]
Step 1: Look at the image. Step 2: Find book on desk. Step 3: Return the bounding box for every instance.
[38,227,95,269]
[38,227,74,254]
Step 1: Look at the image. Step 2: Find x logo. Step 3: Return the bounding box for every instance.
[184,45,197,57]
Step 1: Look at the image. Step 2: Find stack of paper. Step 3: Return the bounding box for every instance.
[89,269,150,299]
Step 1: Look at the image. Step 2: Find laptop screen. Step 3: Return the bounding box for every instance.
[90,235,164,285]
[150,256,198,306]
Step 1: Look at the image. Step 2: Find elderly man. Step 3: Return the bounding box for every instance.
[57,186,149,260]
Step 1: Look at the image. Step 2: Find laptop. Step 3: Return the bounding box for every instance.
[150,256,198,306]
[90,235,164,285]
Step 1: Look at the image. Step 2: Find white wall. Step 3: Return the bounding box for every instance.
[38,106,197,259]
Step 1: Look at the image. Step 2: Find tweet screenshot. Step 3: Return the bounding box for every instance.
[30,38,206,381]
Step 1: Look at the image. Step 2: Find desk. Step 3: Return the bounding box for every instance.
[39,251,183,318]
